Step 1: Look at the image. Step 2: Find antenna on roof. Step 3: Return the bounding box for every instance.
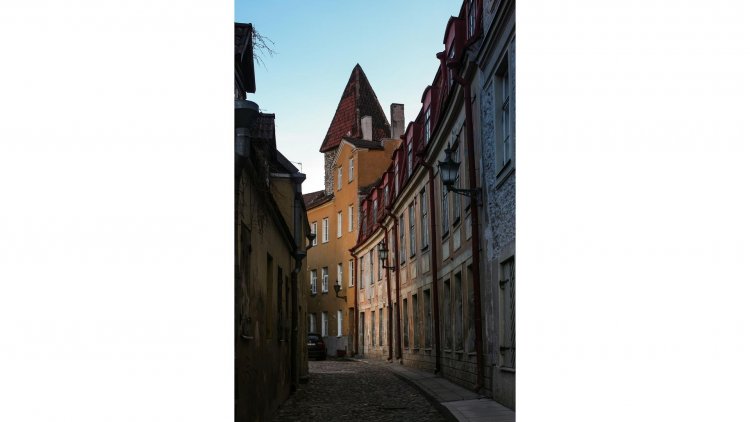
[292,161,302,171]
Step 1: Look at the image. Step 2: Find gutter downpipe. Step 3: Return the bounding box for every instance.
[417,160,442,374]
[290,173,306,392]
[386,210,403,362]
[377,223,394,362]
[350,250,359,356]
[450,63,485,393]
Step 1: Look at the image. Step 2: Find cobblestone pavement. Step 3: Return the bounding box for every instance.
[272,359,450,422]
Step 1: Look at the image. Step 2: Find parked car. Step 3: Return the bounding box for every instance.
[307,333,326,360]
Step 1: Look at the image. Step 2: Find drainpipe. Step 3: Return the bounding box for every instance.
[290,173,306,392]
[350,250,359,356]
[449,64,485,392]
[417,161,442,374]
[377,223,394,362]
[386,211,402,362]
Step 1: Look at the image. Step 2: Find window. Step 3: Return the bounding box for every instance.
[467,265,476,352]
[443,279,452,349]
[321,312,328,337]
[424,289,432,348]
[371,311,376,347]
[373,199,378,226]
[377,248,382,281]
[337,211,342,238]
[310,270,317,294]
[453,141,462,224]
[337,167,342,190]
[399,214,405,264]
[407,142,413,177]
[501,257,516,368]
[468,0,476,37]
[378,308,383,346]
[412,293,420,348]
[322,267,329,293]
[322,218,329,243]
[403,298,409,348]
[395,163,400,195]
[348,205,354,232]
[495,57,513,173]
[337,310,343,337]
[337,263,343,287]
[424,108,431,145]
[420,190,429,249]
[369,249,374,285]
[277,267,283,341]
[311,222,317,246]
[409,203,416,256]
[454,271,463,350]
[348,259,354,287]
[266,255,273,337]
[442,183,449,235]
[359,257,364,289]
[348,157,354,182]
[309,313,316,333]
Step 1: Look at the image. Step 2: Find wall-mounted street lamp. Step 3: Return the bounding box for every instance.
[333,283,347,300]
[438,142,482,206]
[378,241,396,271]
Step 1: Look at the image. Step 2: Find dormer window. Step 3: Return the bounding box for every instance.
[407,142,413,177]
[449,43,456,60]
[468,0,476,37]
[424,108,431,145]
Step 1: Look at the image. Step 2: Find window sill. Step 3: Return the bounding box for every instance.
[441,231,450,240]
[467,352,477,356]
[453,218,461,227]
[421,245,429,252]
[500,367,515,373]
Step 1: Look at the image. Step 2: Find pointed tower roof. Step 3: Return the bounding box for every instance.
[319,64,391,153]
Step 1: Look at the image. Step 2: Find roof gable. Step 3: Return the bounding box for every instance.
[319,64,391,153]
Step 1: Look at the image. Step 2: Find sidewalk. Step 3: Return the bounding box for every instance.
[354,358,515,422]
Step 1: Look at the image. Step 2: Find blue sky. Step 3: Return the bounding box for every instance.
[236,0,462,193]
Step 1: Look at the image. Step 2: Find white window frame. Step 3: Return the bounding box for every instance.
[337,310,343,337]
[310,270,317,294]
[322,312,328,337]
[311,222,317,246]
[337,167,342,190]
[348,157,354,182]
[337,211,342,238]
[322,218,329,243]
[420,190,429,249]
[348,259,354,287]
[409,203,416,256]
[322,267,329,293]
[337,263,343,287]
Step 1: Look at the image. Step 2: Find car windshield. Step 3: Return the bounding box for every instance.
[308,335,319,342]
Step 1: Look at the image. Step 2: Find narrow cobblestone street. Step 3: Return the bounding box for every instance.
[272,359,451,422]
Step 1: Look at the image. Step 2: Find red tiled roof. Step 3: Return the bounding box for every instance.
[302,190,332,209]
[319,64,391,153]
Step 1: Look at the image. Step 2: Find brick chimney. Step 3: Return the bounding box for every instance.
[390,103,404,139]
[361,116,373,141]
